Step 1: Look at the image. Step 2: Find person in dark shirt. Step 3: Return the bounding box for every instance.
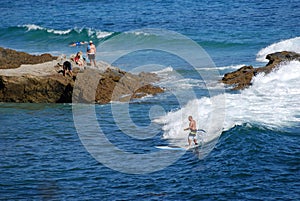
[63,61,72,77]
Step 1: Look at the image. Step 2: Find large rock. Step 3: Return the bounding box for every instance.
[0,74,72,103]
[73,67,164,104]
[0,48,164,104]
[0,47,57,69]
[221,51,300,90]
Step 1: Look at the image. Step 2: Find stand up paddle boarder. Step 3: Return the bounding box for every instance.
[184,116,198,146]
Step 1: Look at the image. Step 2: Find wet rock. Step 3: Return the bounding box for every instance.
[221,51,300,90]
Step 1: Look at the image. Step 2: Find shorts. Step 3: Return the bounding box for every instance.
[188,133,197,140]
[88,54,95,60]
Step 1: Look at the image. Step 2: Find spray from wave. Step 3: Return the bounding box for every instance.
[155,60,300,145]
[256,36,300,62]
[21,24,114,40]
[224,60,300,130]
[22,24,72,35]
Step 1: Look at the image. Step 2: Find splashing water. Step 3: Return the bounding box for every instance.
[256,37,300,62]
[155,60,300,146]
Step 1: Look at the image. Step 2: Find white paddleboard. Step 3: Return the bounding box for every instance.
[156,129,205,151]
[156,144,200,151]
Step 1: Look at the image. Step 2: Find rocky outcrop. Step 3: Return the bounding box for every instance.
[0,47,57,69]
[221,51,300,90]
[0,74,73,103]
[0,48,164,104]
[72,67,164,104]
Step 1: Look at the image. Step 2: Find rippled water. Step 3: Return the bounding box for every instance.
[0,102,299,200]
[1,0,300,200]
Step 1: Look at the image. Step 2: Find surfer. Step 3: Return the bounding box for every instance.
[184,116,198,146]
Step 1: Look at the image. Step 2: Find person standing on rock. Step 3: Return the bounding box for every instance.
[87,40,96,67]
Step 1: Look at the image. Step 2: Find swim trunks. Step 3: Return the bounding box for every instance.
[88,53,95,60]
[188,130,197,140]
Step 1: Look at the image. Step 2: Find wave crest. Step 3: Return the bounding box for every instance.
[156,60,300,144]
[256,37,300,62]
[18,24,114,40]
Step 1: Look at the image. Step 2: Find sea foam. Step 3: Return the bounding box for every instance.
[156,60,300,143]
[22,24,72,35]
[256,36,300,62]
[21,24,113,38]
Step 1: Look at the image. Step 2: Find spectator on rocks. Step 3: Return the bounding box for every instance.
[74,51,85,67]
[63,61,73,77]
[86,40,96,67]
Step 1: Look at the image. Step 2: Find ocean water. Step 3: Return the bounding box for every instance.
[1,0,300,200]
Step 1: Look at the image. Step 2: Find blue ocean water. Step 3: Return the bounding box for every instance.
[1,0,300,200]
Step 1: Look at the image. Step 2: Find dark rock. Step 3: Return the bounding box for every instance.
[221,51,300,90]
[266,51,300,66]
[0,74,73,103]
[222,66,255,90]
[0,47,57,69]
[93,68,163,104]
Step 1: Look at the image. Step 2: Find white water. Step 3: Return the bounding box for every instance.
[256,37,300,62]
[156,60,300,144]
[22,24,72,35]
[197,64,247,71]
[22,24,114,39]
[224,60,300,130]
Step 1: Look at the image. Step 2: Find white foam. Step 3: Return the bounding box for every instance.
[153,67,206,90]
[22,24,71,35]
[230,60,300,129]
[197,64,247,71]
[124,29,185,40]
[49,29,72,35]
[256,37,300,62]
[22,24,44,31]
[130,31,151,36]
[155,94,225,145]
[155,61,300,143]
[151,66,174,74]
[96,30,113,39]
[227,61,300,129]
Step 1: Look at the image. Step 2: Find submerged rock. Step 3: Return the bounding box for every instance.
[221,51,300,90]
